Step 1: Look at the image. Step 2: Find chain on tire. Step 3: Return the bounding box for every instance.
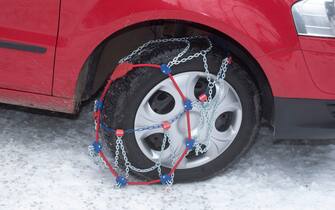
[88,36,233,188]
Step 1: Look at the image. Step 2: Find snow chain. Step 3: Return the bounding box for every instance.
[88,36,232,188]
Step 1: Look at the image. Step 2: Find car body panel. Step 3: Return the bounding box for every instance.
[0,0,335,117]
[258,48,335,100]
[299,36,335,94]
[0,0,59,94]
[0,88,74,113]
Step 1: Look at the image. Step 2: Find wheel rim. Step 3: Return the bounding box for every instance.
[134,71,243,169]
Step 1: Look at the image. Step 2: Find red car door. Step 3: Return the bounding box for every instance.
[0,0,59,94]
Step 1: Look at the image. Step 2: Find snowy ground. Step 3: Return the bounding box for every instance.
[0,102,334,210]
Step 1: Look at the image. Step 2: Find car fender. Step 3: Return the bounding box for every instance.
[53,0,303,99]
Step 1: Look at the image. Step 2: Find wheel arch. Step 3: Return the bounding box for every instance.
[74,19,274,124]
[55,1,300,116]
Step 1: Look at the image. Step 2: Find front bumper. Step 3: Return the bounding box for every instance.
[274,97,335,139]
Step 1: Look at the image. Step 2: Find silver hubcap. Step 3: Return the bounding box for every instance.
[134,71,242,169]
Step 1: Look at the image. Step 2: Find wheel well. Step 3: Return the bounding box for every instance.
[77,20,274,124]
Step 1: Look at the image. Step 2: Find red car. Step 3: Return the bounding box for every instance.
[1,0,335,182]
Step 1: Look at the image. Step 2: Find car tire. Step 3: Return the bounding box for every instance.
[101,40,261,182]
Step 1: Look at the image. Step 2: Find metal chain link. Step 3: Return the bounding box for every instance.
[194,57,230,155]
[119,37,195,64]
[113,135,168,175]
[114,137,121,168]
[168,37,213,67]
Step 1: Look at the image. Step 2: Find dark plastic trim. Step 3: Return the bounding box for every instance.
[0,40,46,54]
[274,97,335,139]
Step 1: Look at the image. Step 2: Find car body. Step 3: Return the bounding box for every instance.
[0,0,334,139]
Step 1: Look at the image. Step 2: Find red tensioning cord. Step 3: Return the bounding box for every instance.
[168,74,186,101]
[169,149,188,175]
[100,78,113,101]
[132,64,161,69]
[99,152,118,177]
[186,111,192,139]
[128,179,161,185]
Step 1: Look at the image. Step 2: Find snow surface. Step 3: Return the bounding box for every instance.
[0,103,334,210]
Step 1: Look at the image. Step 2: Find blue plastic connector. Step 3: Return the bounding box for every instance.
[160,64,172,75]
[95,99,104,111]
[92,141,102,153]
[116,176,128,187]
[160,174,172,185]
[185,138,195,150]
[183,99,193,111]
